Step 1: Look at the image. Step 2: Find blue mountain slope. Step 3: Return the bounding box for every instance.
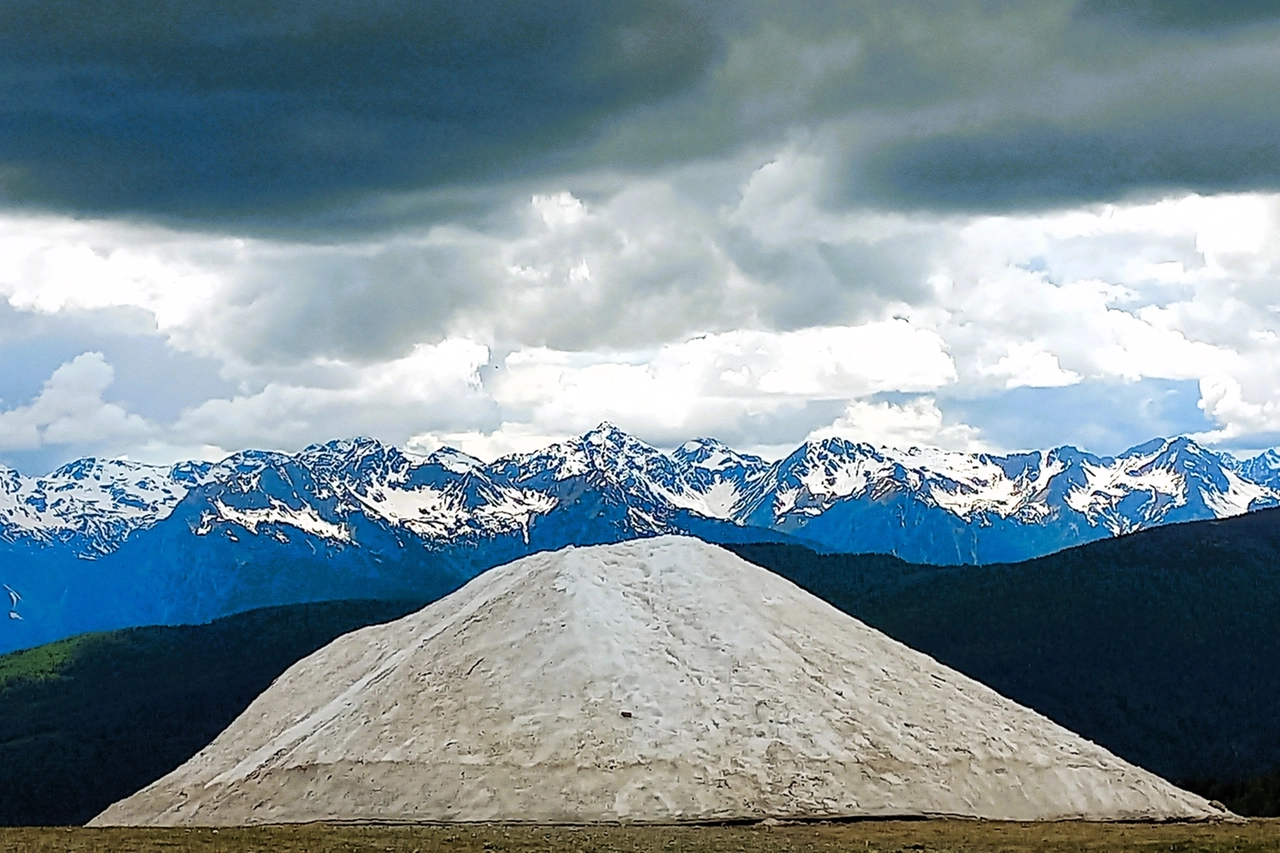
[3,424,1279,653]
[0,428,794,653]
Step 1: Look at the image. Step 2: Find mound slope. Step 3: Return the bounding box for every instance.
[92,536,1224,825]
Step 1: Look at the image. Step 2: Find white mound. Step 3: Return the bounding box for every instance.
[93,536,1225,826]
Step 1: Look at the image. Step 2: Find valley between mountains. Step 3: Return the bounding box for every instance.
[3,423,1279,654]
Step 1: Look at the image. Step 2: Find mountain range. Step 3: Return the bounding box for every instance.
[2,423,1279,652]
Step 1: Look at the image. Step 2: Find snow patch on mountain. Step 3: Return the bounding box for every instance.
[794,442,885,504]
[0,459,206,555]
[760,441,1067,525]
[883,447,1065,521]
[200,499,351,544]
[351,481,556,544]
[1058,438,1272,534]
[662,479,742,520]
[1201,468,1272,519]
[1066,461,1185,533]
[496,425,768,526]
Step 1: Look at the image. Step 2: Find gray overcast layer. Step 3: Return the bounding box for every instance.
[2,1,1279,227]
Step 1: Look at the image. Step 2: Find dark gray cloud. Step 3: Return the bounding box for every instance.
[5,0,1280,222]
[867,117,1280,212]
[1075,0,1280,31]
[839,1,1280,210]
[0,0,718,222]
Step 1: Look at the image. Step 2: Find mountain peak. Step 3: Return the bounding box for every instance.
[1253,448,1280,469]
[802,435,879,459]
[1125,436,1225,474]
[50,457,102,480]
[1238,447,1280,490]
[1123,435,1210,459]
[299,435,392,461]
[580,421,633,445]
[424,446,484,474]
[673,436,742,466]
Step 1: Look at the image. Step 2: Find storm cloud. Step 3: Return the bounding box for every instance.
[0,0,719,220]
[3,2,1280,224]
[3,2,1280,467]
[1075,0,1280,31]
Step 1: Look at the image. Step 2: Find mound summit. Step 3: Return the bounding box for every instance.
[93,536,1224,825]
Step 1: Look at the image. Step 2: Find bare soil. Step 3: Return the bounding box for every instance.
[99,539,1217,826]
[4,821,1280,853]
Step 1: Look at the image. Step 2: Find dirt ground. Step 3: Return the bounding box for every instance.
[4,820,1280,853]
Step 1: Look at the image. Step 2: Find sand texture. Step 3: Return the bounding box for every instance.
[92,536,1226,825]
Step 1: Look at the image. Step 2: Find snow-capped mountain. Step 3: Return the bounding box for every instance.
[484,426,771,536]
[735,435,1278,563]
[2,425,1275,563]
[2,423,1278,654]
[0,458,211,556]
[1235,447,1280,492]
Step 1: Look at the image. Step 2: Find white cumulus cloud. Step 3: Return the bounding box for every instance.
[477,320,957,446]
[172,339,493,455]
[0,353,154,453]
[809,398,987,453]
[4,162,1280,463]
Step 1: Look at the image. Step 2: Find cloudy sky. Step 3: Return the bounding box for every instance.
[2,0,1280,471]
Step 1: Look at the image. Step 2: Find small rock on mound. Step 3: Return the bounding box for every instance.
[92,536,1227,825]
